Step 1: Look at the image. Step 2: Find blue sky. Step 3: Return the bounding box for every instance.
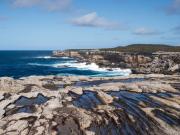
[0,0,180,50]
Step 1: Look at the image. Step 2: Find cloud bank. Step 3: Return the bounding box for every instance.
[70,12,120,30]
[133,27,161,36]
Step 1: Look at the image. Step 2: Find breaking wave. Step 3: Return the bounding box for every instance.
[28,61,131,77]
[35,56,57,59]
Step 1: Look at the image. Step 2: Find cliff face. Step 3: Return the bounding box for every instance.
[53,50,83,58]
[100,53,152,67]
[133,52,180,74]
[52,50,180,74]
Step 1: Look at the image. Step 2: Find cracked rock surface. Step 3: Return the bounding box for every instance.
[0,74,180,135]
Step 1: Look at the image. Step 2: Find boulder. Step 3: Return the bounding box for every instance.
[69,87,83,95]
[169,64,179,72]
[96,91,113,104]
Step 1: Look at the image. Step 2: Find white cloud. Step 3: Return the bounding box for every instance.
[133,27,161,36]
[166,0,180,14]
[70,12,120,29]
[12,0,72,11]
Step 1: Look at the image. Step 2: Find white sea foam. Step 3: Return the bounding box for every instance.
[35,56,55,59]
[28,63,53,67]
[54,62,131,76]
[53,62,102,70]
[28,61,131,76]
[35,56,72,59]
[61,57,70,59]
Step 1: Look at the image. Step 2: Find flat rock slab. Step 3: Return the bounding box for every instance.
[0,75,179,135]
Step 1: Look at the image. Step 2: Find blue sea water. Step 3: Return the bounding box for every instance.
[0,51,131,78]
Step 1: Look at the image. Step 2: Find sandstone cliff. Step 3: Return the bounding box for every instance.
[53,50,180,75]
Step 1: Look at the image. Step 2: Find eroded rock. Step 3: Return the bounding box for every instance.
[0,75,179,135]
[96,91,114,104]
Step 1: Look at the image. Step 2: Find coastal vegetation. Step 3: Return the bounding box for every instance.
[102,44,180,54]
[66,44,180,54]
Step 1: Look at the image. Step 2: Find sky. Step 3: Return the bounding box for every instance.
[0,0,180,50]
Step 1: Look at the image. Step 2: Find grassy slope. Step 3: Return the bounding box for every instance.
[66,44,180,54]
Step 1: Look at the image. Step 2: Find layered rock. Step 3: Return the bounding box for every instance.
[0,75,179,135]
[53,50,180,74]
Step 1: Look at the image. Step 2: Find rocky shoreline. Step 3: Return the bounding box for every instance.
[53,50,180,75]
[0,74,180,135]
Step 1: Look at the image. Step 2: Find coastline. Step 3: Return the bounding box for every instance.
[0,49,179,134]
[1,0,180,134]
[52,50,180,75]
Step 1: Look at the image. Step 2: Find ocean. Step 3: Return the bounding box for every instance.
[0,51,131,78]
